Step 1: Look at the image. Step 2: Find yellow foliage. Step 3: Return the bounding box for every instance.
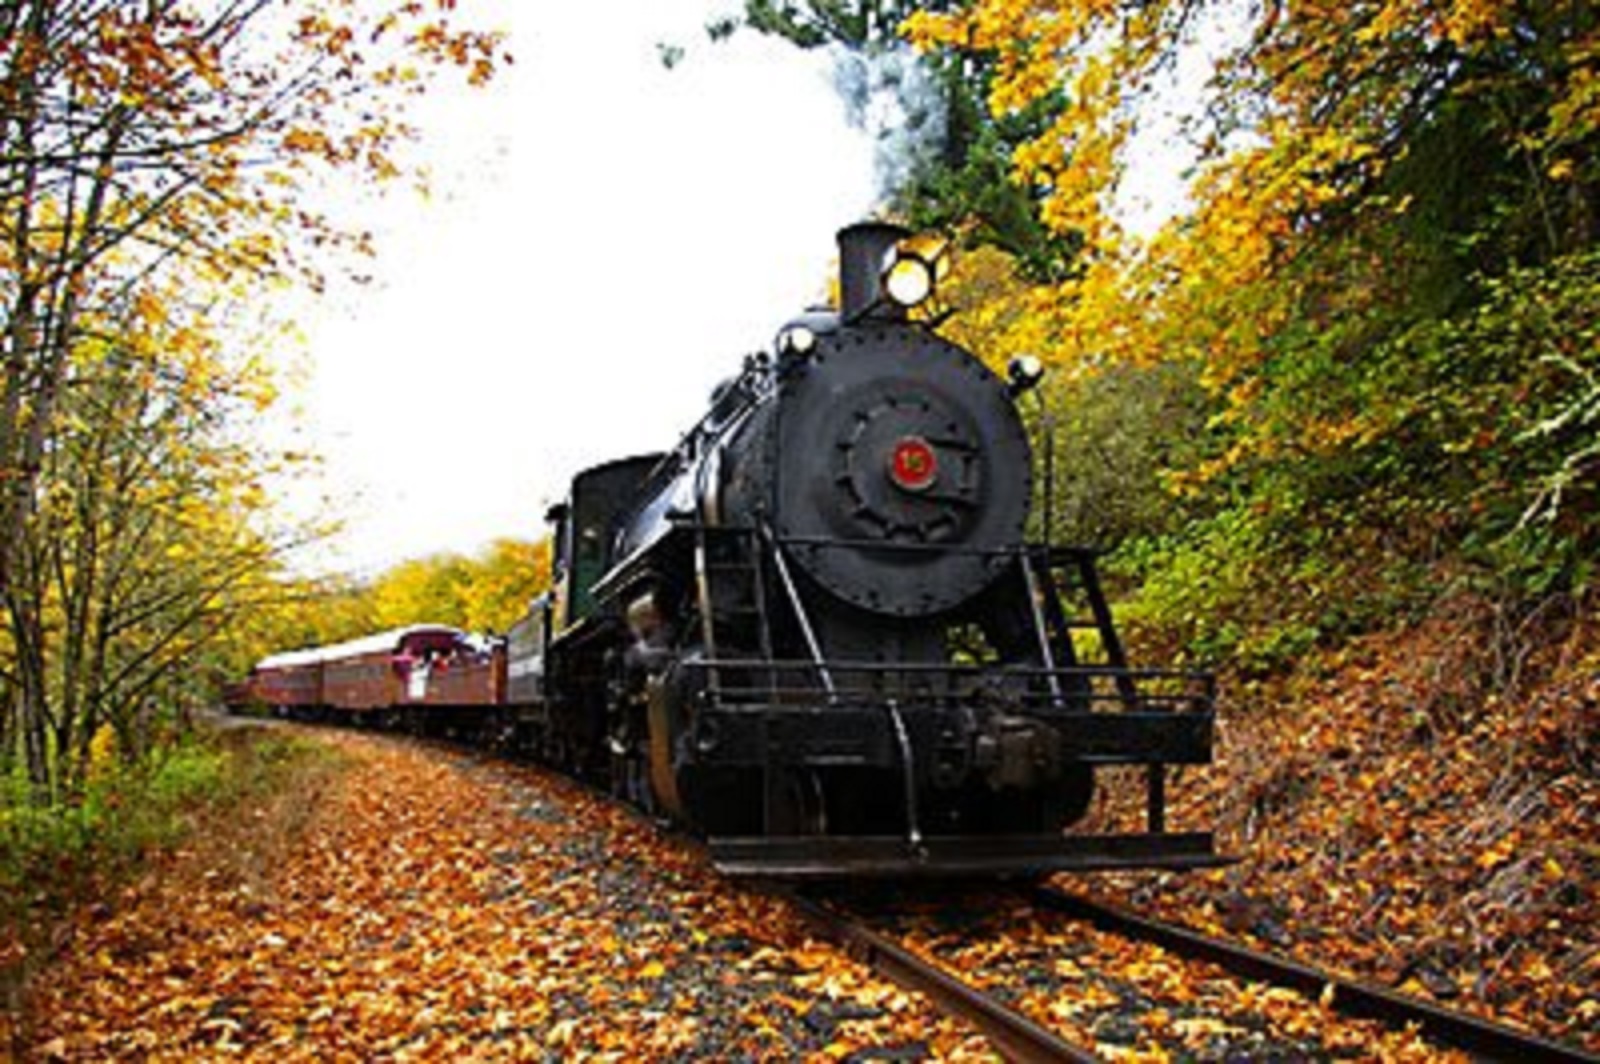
[361,538,551,636]
[902,0,1598,493]
[87,725,119,782]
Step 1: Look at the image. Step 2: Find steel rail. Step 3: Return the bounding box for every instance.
[1032,887,1599,1064]
[782,891,1097,1063]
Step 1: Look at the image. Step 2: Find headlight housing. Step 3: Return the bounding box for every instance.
[777,324,817,357]
[881,246,936,309]
[1007,354,1046,396]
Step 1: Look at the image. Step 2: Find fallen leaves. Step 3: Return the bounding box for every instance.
[16,731,984,1060]
[1082,602,1600,1054]
[907,890,1467,1060]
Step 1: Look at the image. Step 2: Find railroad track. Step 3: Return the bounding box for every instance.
[781,883,1600,1063]
[278,726,1595,1062]
[782,889,1096,1063]
[1030,887,1597,1064]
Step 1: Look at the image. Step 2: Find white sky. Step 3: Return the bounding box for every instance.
[281,2,876,576]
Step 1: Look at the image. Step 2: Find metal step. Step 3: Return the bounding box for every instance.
[708,831,1228,878]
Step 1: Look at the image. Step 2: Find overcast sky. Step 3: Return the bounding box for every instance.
[278,2,877,575]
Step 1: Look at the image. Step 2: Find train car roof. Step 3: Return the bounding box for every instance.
[253,646,326,671]
[254,624,468,671]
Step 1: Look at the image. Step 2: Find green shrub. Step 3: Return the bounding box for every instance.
[0,729,326,930]
[1109,496,1429,673]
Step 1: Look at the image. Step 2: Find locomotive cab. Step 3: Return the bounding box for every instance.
[537,455,663,774]
[545,456,664,637]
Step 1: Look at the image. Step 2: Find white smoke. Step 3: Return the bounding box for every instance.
[828,44,949,202]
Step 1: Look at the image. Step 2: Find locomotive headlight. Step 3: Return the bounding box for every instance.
[777,325,817,357]
[1007,354,1046,396]
[882,248,936,309]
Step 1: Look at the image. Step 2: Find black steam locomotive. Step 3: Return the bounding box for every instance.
[508,223,1220,877]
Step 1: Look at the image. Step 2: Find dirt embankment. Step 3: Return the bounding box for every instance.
[1087,595,1599,1055]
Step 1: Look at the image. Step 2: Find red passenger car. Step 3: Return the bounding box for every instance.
[246,625,503,717]
[249,646,325,712]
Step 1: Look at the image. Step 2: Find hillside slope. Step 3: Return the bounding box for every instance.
[1086,594,1598,1053]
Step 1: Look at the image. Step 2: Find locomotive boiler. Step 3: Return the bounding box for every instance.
[525,223,1221,876]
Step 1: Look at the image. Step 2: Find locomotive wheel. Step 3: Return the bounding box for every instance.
[989,766,1095,832]
[680,767,764,836]
[688,768,830,836]
[1053,765,1096,827]
[764,768,829,836]
[927,767,1095,835]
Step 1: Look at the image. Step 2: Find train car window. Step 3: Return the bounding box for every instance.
[558,456,664,628]
[579,524,602,560]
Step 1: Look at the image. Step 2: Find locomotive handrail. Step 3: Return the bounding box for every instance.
[1017,549,1066,706]
[767,534,1072,558]
[761,521,838,701]
[699,694,1211,722]
[759,535,1112,569]
[692,688,1210,711]
[626,523,1094,564]
[683,655,1216,685]
[681,656,1217,717]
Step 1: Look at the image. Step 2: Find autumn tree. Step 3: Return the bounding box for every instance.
[0,0,504,793]
[368,554,473,633]
[903,0,1599,661]
[2,0,501,583]
[929,243,1213,563]
[214,568,376,680]
[7,308,290,790]
[363,538,550,637]
[711,0,1080,280]
[460,537,552,634]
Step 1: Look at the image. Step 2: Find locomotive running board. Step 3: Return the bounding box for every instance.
[708,832,1229,878]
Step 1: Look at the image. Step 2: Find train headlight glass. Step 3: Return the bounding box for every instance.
[882,250,935,309]
[1007,354,1045,396]
[778,325,817,357]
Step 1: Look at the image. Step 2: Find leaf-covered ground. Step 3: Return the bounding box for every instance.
[15,730,988,1060]
[1084,597,1599,1055]
[844,884,1467,1060]
[13,719,1492,1063]
[11,602,1594,1059]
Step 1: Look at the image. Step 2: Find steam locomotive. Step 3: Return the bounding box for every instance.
[244,223,1220,878]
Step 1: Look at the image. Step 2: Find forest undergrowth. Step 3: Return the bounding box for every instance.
[1084,589,1599,1053]
[0,726,341,1050]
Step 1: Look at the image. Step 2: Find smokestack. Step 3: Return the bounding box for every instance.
[837,221,911,323]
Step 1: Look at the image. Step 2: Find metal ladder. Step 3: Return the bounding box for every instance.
[1026,546,1131,673]
[693,526,774,700]
[1035,544,1174,833]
